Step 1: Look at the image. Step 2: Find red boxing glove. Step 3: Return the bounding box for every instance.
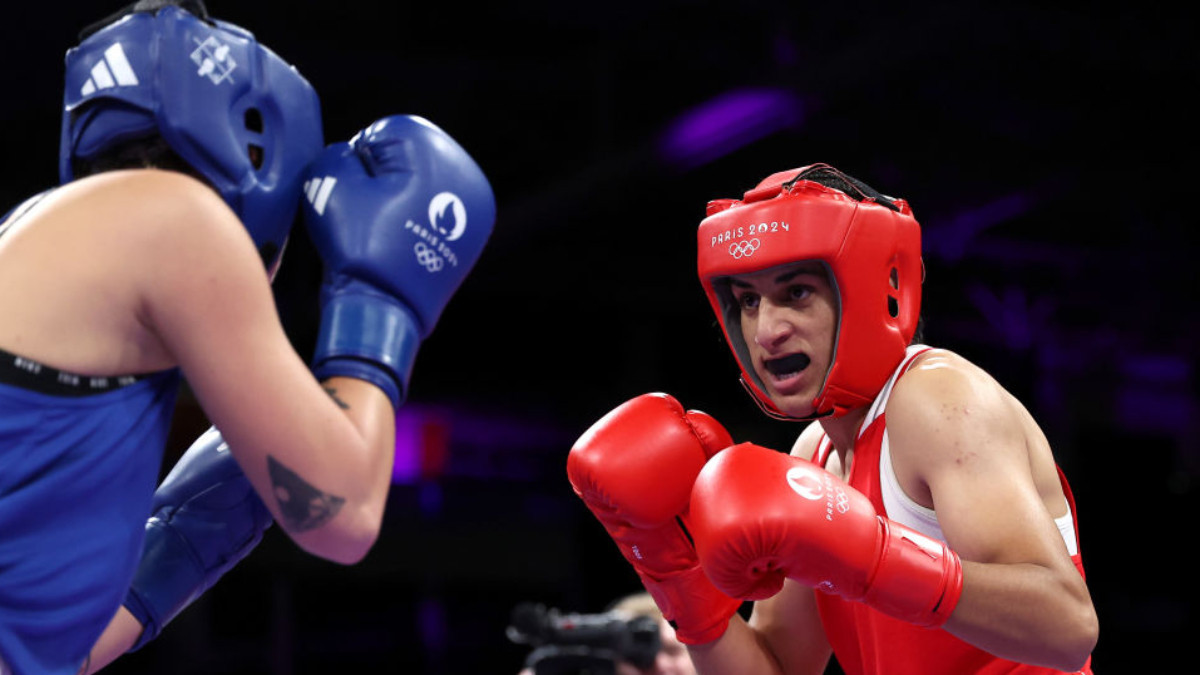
[690,443,963,627]
[567,393,741,644]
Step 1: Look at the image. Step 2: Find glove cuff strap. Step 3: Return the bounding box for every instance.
[313,292,421,408]
[639,567,741,645]
[122,520,203,652]
[865,519,964,627]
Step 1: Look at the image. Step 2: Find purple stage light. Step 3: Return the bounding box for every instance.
[1114,353,1196,434]
[965,283,1055,351]
[1114,386,1197,435]
[927,192,1035,262]
[658,87,803,169]
[392,404,576,484]
[1120,353,1192,385]
[418,597,449,654]
[392,405,451,484]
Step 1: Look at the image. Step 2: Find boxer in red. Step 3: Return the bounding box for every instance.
[568,164,1097,674]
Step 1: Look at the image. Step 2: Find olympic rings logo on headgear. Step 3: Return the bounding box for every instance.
[728,238,761,259]
[413,242,444,272]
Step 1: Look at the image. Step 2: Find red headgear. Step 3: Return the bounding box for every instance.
[696,164,923,419]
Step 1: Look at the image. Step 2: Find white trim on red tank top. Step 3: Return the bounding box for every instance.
[817,344,1078,555]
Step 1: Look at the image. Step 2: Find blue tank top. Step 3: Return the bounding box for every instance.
[0,353,180,674]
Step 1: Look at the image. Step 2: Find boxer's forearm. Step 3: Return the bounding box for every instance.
[84,607,142,673]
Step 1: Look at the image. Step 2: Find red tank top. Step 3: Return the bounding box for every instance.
[813,347,1093,675]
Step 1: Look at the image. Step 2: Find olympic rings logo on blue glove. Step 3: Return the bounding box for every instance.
[413,242,445,273]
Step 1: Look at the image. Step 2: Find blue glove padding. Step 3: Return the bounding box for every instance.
[303,115,496,408]
[123,427,273,651]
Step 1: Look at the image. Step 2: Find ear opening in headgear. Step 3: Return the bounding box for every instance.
[244,107,265,169]
[244,108,264,133]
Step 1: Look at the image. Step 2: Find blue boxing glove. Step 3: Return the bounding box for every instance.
[303,115,496,407]
[123,427,273,651]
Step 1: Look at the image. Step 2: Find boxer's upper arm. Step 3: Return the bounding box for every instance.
[886,358,1072,569]
[134,173,386,563]
[884,355,1097,668]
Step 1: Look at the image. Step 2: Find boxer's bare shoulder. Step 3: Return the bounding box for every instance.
[0,169,254,375]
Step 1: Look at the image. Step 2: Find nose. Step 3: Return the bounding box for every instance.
[752,299,794,350]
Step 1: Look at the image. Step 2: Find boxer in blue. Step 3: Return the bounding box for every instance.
[0,2,495,672]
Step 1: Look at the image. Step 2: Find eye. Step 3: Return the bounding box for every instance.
[788,284,814,302]
[735,292,760,311]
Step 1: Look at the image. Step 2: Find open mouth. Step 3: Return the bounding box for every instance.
[763,353,811,380]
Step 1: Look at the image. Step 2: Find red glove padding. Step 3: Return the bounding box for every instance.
[567,393,741,644]
[690,443,963,627]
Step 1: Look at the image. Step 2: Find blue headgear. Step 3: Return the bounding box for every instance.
[59,4,324,266]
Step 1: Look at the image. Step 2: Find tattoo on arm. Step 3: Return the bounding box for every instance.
[323,386,351,410]
[267,456,346,532]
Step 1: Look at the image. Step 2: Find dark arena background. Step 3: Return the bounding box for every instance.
[1,2,1195,673]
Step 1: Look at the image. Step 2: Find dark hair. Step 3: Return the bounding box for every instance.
[786,164,902,212]
[71,135,197,179]
[911,315,926,345]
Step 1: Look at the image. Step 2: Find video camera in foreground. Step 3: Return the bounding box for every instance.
[507,602,661,675]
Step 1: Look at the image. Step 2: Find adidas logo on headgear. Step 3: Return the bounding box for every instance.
[80,43,138,96]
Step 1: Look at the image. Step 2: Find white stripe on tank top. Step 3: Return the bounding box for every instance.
[865,345,1079,556]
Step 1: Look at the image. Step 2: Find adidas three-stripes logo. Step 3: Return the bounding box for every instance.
[80,43,139,96]
[304,177,338,216]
